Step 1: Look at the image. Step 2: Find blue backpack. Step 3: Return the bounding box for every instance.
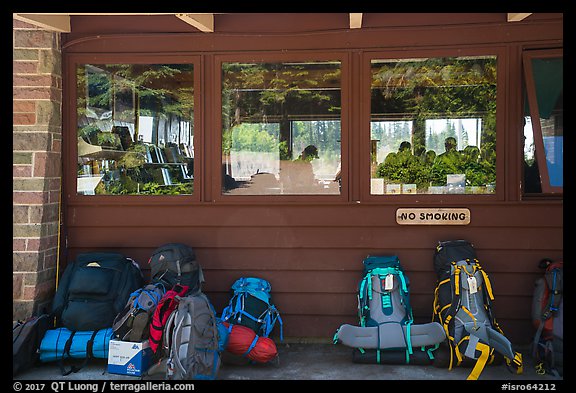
[220,277,283,341]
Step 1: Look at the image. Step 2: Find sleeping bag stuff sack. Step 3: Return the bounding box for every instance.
[334,255,446,365]
[221,321,278,364]
[39,328,114,375]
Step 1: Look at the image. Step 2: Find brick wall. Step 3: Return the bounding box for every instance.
[13,18,62,321]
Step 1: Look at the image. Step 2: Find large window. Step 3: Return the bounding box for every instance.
[221,60,342,195]
[369,56,497,195]
[522,49,563,195]
[76,64,195,195]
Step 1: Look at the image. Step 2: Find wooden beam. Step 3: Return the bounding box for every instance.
[175,13,214,32]
[13,13,71,32]
[349,13,363,29]
[507,13,532,22]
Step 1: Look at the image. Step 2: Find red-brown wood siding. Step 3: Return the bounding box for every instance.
[61,13,563,345]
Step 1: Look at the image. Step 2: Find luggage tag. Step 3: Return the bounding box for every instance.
[384,274,394,291]
[467,276,478,294]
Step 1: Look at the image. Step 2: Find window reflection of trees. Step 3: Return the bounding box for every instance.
[221,62,342,195]
[76,64,195,195]
[370,56,497,195]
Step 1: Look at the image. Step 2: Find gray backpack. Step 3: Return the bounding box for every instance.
[163,292,222,380]
[334,255,446,364]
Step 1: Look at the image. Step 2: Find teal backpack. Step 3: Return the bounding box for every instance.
[358,255,413,329]
[335,255,446,365]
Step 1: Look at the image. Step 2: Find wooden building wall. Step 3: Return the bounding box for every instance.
[61,13,563,345]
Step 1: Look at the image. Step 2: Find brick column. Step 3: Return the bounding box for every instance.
[13,18,62,321]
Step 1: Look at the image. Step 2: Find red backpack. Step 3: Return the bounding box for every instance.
[149,284,189,353]
[531,258,563,376]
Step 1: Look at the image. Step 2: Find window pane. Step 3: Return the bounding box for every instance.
[77,64,194,195]
[370,56,497,195]
[221,61,342,195]
[532,57,563,188]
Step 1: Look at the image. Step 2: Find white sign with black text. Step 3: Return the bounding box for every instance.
[396,208,471,225]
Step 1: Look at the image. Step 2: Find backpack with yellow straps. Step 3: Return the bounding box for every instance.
[431,240,523,380]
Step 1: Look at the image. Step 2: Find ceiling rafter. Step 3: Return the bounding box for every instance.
[349,13,363,29]
[13,13,71,32]
[507,13,532,22]
[175,14,214,32]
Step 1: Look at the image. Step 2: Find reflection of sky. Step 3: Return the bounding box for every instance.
[371,118,483,162]
[544,136,563,187]
[137,116,193,147]
[425,118,482,152]
[523,116,535,159]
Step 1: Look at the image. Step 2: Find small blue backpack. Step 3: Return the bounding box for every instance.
[220,277,283,341]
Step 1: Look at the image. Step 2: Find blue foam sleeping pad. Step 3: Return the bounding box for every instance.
[39,327,114,363]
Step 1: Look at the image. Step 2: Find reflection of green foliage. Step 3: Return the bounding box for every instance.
[96,132,122,148]
[377,150,431,189]
[139,182,193,195]
[79,124,100,143]
[77,64,194,122]
[97,176,193,195]
[226,123,279,153]
[377,144,495,189]
[372,57,497,189]
[221,62,342,158]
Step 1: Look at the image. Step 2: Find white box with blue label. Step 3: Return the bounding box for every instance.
[107,338,152,376]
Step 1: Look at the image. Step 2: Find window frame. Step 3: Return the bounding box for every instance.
[522,48,563,195]
[65,54,202,204]
[212,51,350,203]
[360,47,507,202]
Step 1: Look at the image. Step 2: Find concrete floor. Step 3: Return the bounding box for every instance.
[14,343,563,383]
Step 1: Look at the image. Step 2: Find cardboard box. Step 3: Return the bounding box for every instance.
[107,339,152,376]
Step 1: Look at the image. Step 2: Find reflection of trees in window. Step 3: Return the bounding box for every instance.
[77,64,195,195]
[371,56,497,193]
[221,61,342,194]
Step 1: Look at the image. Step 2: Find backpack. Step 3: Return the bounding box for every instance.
[148,243,204,294]
[13,313,52,376]
[531,258,563,377]
[149,284,189,354]
[163,292,223,380]
[52,252,144,331]
[112,283,166,342]
[432,240,523,380]
[334,255,446,365]
[220,277,283,341]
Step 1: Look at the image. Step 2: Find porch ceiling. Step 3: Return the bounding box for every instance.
[13,13,533,34]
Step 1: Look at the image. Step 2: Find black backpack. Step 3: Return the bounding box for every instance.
[13,313,52,376]
[148,243,204,294]
[51,252,143,331]
[432,240,523,380]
